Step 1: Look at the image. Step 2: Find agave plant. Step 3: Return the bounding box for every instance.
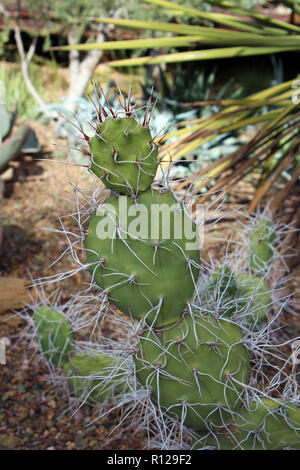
[159,77,300,215]
[141,62,243,125]
[0,102,31,173]
[138,64,246,177]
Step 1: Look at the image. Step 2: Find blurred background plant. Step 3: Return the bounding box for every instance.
[0,0,143,113]
[0,60,65,120]
[83,0,300,69]
[0,101,30,172]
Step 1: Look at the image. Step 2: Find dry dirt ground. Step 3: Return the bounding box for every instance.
[0,120,299,450]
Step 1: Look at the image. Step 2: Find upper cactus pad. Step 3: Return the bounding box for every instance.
[89,117,158,196]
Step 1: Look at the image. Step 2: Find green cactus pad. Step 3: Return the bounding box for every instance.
[64,352,121,402]
[235,398,300,449]
[207,265,238,301]
[0,103,11,140]
[33,307,74,367]
[249,219,276,273]
[0,125,30,172]
[193,432,237,450]
[85,188,200,327]
[206,268,270,325]
[89,117,158,195]
[195,399,300,450]
[134,313,250,430]
[235,274,271,325]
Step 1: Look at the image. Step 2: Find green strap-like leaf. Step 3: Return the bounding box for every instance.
[57,34,300,52]
[53,35,210,51]
[102,46,299,67]
[143,0,288,34]
[92,17,206,35]
[204,0,300,34]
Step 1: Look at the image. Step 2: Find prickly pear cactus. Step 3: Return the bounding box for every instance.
[25,83,300,451]
[0,102,32,171]
[206,265,239,315]
[235,399,300,450]
[134,312,250,429]
[33,306,74,367]
[207,265,238,301]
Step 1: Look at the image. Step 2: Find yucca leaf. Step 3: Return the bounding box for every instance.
[204,0,300,33]
[270,166,300,212]
[102,46,299,67]
[165,111,278,141]
[143,0,280,34]
[257,103,297,136]
[60,33,300,52]
[157,78,298,170]
[92,17,206,35]
[93,16,289,39]
[163,106,293,163]
[53,35,208,51]
[247,78,296,100]
[91,16,300,43]
[257,121,299,188]
[249,144,298,212]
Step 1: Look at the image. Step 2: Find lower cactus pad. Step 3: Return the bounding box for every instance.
[134,312,250,430]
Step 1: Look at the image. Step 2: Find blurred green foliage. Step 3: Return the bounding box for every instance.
[0,60,65,119]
